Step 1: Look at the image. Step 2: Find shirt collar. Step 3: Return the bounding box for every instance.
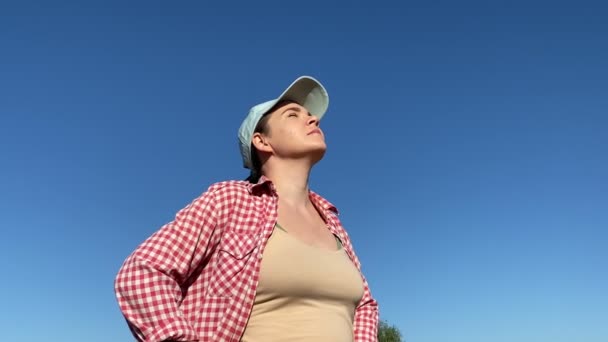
[248,175,339,214]
[249,175,274,194]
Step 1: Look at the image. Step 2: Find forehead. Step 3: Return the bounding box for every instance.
[267,100,306,116]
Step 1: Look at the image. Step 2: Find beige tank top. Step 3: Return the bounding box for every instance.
[241,225,364,342]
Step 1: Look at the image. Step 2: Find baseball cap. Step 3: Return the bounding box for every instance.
[238,76,329,169]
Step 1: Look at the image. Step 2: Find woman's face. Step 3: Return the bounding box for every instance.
[255,101,327,165]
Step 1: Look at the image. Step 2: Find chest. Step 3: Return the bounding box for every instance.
[256,228,363,303]
[206,194,353,297]
[276,201,339,251]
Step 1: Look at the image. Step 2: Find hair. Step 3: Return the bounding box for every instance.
[245,100,293,183]
[245,112,272,183]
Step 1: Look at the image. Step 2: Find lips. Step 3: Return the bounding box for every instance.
[308,129,322,135]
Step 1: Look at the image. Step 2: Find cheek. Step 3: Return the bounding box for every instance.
[275,127,299,142]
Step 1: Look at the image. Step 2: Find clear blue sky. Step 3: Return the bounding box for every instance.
[1,1,607,341]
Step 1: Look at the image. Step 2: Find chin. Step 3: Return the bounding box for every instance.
[308,147,327,164]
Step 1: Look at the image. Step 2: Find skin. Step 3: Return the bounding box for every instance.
[251,101,339,251]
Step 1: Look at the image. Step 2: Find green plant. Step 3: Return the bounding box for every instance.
[378,320,403,342]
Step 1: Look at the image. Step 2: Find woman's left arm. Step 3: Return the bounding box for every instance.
[337,227,379,341]
[323,204,379,342]
[353,262,379,342]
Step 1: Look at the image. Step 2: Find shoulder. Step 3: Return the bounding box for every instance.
[206,179,252,193]
[193,180,262,227]
[198,179,256,207]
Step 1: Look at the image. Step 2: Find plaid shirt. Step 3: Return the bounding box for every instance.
[115,177,379,342]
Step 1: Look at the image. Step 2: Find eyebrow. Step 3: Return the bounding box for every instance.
[281,105,303,115]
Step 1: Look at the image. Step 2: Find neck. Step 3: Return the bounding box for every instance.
[262,160,313,208]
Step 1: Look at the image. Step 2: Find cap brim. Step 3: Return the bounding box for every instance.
[274,76,329,118]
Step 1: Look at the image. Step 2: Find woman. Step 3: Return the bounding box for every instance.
[114,76,379,342]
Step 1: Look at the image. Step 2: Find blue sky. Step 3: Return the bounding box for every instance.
[1,1,607,341]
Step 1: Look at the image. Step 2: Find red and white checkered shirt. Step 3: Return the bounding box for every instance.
[115,176,379,342]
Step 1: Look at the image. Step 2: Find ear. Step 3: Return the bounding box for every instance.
[251,132,274,153]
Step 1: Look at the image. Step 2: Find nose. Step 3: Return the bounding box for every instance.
[307,115,320,126]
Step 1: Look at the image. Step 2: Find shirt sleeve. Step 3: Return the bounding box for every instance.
[353,273,379,342]
[114,188,221,342]
[327,210,380,342]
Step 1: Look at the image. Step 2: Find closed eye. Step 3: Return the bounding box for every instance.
[281,104,303,118]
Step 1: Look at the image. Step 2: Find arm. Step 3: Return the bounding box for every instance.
[114,188,221,342]
[340,227,379,342]
[353,275,379,342]
[326,208,379,342]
